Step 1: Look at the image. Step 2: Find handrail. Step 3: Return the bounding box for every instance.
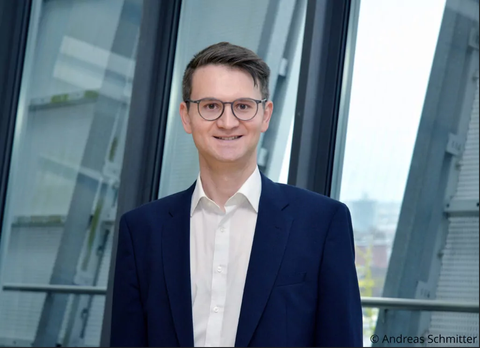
[3,284,478,313]
[361,296,479,313]
[3,283,107,295]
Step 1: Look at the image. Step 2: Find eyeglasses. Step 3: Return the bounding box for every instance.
[185,97,267,121]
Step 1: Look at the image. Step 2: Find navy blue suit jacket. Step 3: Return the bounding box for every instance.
[111,173,363,347]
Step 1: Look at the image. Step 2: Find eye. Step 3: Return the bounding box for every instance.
[237,103,250,110]
[200,100,222,111]
[234,99,256,112]
[206,103,218,110]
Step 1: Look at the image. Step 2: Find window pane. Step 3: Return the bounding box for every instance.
[0,0,142,346]
[158,0,306,198]
[335,0,479,345]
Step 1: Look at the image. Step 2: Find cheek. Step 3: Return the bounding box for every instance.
[191,124,212,143]
[190,133,208,153]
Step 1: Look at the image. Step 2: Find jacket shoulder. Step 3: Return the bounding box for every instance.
[270,182,351,223]
[276,182,346,209]
[121,186,192,224]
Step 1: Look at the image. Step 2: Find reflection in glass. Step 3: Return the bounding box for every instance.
[0,0,142,346]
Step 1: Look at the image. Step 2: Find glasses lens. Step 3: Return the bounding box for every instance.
[198,99,223,120]
[233,99,258,120]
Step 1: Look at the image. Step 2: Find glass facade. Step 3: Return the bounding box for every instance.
[0,0,142,346]
[334,0,479,345]
[339,0,446,296]
[0,0,477,347]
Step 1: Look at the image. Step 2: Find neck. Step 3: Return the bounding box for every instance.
[199,158,257,210]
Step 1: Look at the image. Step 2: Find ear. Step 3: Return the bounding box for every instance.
[260,100,273,133]
[180,102,192,134]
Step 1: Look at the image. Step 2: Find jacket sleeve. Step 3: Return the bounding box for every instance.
[110,214,147,347]
[314,203,363,347]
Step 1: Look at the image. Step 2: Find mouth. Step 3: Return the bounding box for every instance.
[213,135,243,141]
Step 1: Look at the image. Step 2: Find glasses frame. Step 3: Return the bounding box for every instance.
[185,97,267,121]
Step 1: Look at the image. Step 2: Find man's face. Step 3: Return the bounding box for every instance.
[180,64,273,167]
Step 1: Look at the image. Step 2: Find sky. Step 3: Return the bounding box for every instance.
[338,0,446,202]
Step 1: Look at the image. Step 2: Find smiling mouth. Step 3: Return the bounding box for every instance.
[214,136,243,140]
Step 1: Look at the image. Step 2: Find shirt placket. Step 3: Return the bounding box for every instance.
[204,209,231,346]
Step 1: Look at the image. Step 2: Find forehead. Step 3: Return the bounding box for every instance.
[190,64,260,99]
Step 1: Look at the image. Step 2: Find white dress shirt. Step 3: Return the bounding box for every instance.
[190,167,261,347]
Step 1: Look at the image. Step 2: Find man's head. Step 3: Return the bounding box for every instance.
[179,42,273,169]
[182,42,270,102]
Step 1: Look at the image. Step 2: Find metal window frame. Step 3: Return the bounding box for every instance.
[330,0,361,200]
[288,0,352,196]
[100,0,182,346]
[0,0,32,240]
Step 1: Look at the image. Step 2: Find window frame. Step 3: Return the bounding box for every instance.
[0,0,32,240]
[100,0,182,345]
[288,0,352,196]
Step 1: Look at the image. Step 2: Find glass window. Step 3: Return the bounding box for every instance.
[0,0,143,346]
[334,0,479,345]
[158,0,307,198]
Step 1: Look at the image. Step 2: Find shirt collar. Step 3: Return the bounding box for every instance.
[190,166,262,216]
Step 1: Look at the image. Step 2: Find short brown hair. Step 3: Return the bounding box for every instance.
[182,42,270,102]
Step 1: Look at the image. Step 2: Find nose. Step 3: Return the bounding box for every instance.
[216,103,240,129]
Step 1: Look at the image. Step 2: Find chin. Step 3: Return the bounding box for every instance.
[216,155,243,163]
[214,151,249,163]
[201,148,254,165]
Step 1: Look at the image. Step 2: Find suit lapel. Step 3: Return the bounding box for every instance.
[162,184,195,347]
[235,174,292,347]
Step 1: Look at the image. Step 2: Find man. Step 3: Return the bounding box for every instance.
[111,42,362,347]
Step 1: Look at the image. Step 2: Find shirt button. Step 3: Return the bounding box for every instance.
[220,227,225,233]
[213,307,219,313]
[217,266,222,273]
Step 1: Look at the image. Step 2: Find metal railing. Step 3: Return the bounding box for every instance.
[3,283,479,313]
[3,283,107,295]
[361,296,479,313]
